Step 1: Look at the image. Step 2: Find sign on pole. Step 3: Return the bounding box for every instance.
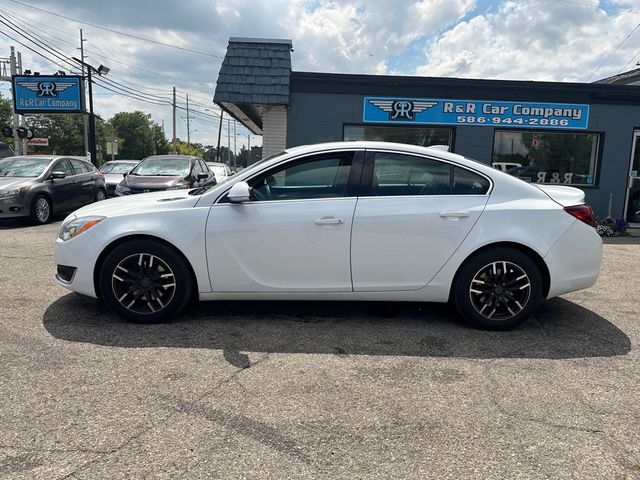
[12,75,84,114]
[27,137,49,146]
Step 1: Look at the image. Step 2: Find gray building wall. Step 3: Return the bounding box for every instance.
[287,91,638,218]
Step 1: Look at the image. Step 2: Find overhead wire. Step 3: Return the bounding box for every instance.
[585,22,640,81]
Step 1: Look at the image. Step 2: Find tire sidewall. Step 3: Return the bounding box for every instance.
[454,248,543,330]
[95,189,106,202]
[31,195,52,225]
[99,239,192,323]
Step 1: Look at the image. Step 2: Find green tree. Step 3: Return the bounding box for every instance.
[0,93,12,130]
[174,140,204,157]
[25,114,113,158]
[109,111,165,160]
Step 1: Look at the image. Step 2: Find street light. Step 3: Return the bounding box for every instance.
[72,57,109,167]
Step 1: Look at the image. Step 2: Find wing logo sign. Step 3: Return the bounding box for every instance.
[368,99,438,120]
[16,80,76,97]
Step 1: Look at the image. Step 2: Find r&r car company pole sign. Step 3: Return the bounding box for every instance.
[12,75,84,114]
[363,97,589,130]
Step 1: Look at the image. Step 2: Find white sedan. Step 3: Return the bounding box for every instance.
[54,141,602,329]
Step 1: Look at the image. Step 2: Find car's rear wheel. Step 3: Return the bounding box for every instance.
[30,195,52,225]
[453,248,542,330]
[99,239,192,323]
[95,188,106,202]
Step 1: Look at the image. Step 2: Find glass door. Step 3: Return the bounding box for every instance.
[626,131,640,224]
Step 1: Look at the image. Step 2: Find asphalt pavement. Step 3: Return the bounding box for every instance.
[0,220,638,479]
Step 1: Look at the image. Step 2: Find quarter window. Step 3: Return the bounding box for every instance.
[70,159,90,174]
[248,152,353,201]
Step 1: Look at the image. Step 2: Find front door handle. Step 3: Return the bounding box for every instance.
[315,216,344,225]
[439,211,470,218]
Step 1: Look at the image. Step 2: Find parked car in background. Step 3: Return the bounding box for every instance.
[98,160,140,196]
[55,141,602,330]
[0,142,14,160]
[206,161,233,182]
[115,155,213,196]
[0,155,106,224]
[491,161,521,172]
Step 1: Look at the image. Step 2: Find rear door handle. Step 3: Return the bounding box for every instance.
[315,216,344,225]
[439,211,470,218]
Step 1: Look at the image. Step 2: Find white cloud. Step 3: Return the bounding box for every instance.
[416,0,640,82]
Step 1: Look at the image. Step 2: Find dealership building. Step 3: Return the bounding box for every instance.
[214,37,640,223]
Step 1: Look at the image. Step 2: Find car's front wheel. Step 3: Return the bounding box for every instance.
[95,188,106,202]
[99,239,193,323]
[453,248,542,330]
[30,195,52,225]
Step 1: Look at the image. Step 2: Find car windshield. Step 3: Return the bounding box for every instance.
[100,162,138,174]
[0,157,50,177]
[130,157,190,177]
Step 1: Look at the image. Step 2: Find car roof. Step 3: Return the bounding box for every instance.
[103,159,139,163]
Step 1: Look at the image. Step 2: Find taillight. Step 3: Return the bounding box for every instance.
[564,204,596,228]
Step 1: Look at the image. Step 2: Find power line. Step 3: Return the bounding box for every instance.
[585,23,640,81]
[6,0,222,58]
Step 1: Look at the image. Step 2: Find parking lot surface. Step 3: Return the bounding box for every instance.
[0,220,639,479]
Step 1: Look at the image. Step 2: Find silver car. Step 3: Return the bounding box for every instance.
[0,155,106,224]
[98,159,140,197]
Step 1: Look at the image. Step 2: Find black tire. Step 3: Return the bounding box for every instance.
[99,239,193,323]
[453,247,542,330]
[30,194,52,225]
[95,188,106,202]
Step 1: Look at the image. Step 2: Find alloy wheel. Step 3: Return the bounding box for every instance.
[468,261,531,321]
[111,253,176,314]
[35,197,50,223]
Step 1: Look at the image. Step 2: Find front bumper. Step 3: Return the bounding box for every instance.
[54,229,102,298]
[0,195,28,218]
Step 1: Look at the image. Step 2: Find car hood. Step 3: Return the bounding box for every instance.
[122,175,185,189]
[535,184,585,207]
[0,177,34,189]
[68,190,199,219]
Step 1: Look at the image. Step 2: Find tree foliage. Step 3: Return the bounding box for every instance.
[0,93,12,130]
[109,111,167,160]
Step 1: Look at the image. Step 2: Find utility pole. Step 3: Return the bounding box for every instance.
[226,117,230,164]
[233,121,237,170]
[9,47,20,155]
[216,109,224,161]
[172,86,177,154]
[79,29,89,157]
[186,93,190,147]
[17,51,27,155]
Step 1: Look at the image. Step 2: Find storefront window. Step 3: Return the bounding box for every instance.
[493,130,599,186]
[344,125,452,148]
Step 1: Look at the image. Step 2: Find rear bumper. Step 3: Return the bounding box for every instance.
[545,220,602,298]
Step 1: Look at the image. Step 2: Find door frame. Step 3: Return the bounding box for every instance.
[624,129,640,225]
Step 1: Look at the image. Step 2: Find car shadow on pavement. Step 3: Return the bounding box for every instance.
[42,293,631,365]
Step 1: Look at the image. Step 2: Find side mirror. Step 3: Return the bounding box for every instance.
[123,172,128,177]
[50,171,66,180]
[197,173,209,181]
[227,181,251,203]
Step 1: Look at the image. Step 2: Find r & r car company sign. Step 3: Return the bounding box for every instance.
[363,97,589,130]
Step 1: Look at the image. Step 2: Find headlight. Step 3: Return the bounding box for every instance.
[115,184,130,193]
[59,216,105,241]
[0,186,28,197]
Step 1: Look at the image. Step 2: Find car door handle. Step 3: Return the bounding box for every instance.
[314,217,344,225]
[439,211,470,218]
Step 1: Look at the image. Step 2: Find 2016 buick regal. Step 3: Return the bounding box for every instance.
[54,142,602,330]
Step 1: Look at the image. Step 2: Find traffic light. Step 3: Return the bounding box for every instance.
[1,127,35,139]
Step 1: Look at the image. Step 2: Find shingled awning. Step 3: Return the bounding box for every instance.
[214,37,293,134]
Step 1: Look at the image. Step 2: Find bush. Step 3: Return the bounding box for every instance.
[596,217,629,237]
